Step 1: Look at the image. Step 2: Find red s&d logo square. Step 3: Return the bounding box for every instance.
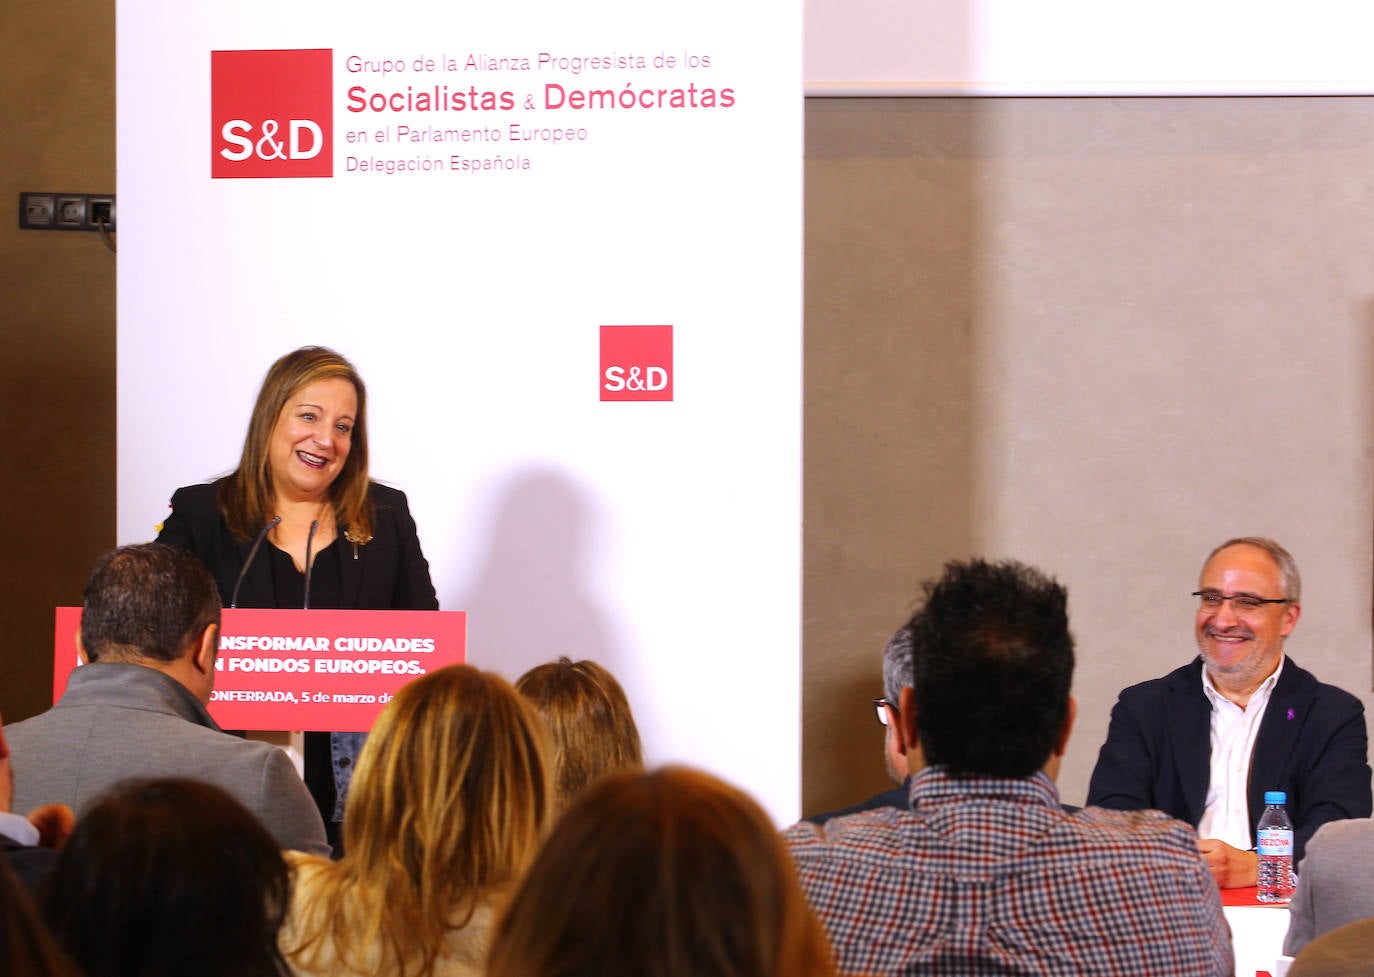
[212,49,333,179]
[600,325,673,402]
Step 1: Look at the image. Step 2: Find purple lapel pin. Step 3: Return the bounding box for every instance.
[1287,708,1296,721]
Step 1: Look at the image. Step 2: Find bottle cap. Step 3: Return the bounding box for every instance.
[1264,790,1287,804]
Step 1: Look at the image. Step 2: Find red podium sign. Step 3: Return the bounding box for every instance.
[53,607,466,731]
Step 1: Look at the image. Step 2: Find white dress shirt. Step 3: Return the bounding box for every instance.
[0,809,39,846]
[1196,656,1284,850]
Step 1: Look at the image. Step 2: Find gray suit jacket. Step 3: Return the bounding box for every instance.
[6,663,328,856]
[1284,817,1374,956]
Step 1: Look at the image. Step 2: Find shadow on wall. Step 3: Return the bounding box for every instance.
[449,467,624,684]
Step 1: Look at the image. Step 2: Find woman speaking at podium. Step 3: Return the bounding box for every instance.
[156,345,438,854]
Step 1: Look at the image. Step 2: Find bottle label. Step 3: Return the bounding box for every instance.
[1257,828,1293,856]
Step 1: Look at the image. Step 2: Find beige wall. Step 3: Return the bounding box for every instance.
[1,0,117,722]
[4,6,1372,817]
[805,96,1374,814]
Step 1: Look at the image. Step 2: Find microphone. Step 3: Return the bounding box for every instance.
[302,519,320,610]
[230,516,282,609]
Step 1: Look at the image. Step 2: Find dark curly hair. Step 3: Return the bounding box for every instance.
[907,558,1074,778]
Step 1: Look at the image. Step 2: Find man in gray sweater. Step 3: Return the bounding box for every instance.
[7,544,328,856]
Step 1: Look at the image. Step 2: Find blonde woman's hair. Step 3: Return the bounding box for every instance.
[286,665,554,977]
[487,766,837,977]
[218,346,374,544]
[515,657,643,810]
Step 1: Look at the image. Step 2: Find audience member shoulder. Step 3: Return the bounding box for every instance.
[279,851,333,923]
[785,804,906,847]
[1305,815,1374,850]
[1071,804,1203,851]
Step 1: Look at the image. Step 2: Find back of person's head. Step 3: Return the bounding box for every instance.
[345,664,553,893]
[80,543,221,663]
[487,766,836,977]
[41,778,289,977]
[515,656,643,809]
[907,558,1073,778]
[1289,917,1374,977]
[292,665,552,977]
[0,856,74,977]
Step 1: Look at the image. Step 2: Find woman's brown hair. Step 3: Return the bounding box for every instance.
[515,657,643,810]
[218,346,373,543]
[0,857,75,977]
[487,766,836,977]
[42,778,290,977]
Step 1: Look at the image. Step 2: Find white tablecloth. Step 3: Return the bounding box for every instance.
[1225,902,1290,977]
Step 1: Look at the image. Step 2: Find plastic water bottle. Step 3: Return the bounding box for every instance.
[1256,790,1295,903]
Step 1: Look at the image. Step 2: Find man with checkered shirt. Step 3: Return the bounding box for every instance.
[785,559,1232,977]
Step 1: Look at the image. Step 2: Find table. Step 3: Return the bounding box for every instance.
[1222,887,1291,977]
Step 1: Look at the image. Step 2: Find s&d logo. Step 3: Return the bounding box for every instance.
[600,325,673,402]
[212,49,333,179]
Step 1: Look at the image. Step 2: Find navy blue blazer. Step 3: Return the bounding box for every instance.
[1086,657,1371,862]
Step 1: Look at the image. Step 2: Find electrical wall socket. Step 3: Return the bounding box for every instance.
[19,192,116,232]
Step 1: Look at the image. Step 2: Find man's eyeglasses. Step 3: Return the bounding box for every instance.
[873,698,896,726]
[1192,590,1289,613]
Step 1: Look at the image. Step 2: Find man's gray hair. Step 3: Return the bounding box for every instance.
[1205,536,1302,603]
[80,544,222,663]
[882,627,914,703]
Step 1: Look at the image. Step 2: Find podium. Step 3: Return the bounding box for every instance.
[53,607,466,732]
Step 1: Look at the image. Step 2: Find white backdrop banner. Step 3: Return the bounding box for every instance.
[117,0,801,821]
